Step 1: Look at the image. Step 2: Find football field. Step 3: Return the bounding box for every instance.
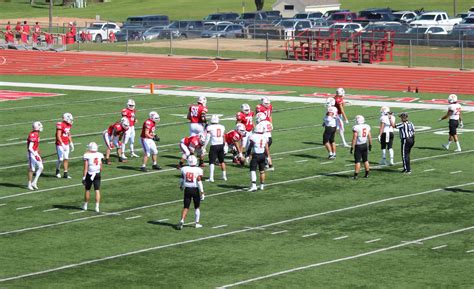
[0,69,473,287]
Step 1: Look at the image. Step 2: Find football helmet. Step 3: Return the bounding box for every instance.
[336,87,345,97]
[235,123,246,135]
[197,96,207,106]
[355,115,365,125]
[325,97,335,108]
[127,99,135,109]
[327,106,337,114]
[149,111,160,122]
[256,112,266,124]
[380,106,390,116]
[448,94,458,104]
[88,142,98,152]
[32,121,43,132]
[241,103,250,114]
[187,155,198,166]
[63,112,73,124]
[198,133,207,145]
[261,97,270,107]
[121,117,130,128]
[210,114,219,124]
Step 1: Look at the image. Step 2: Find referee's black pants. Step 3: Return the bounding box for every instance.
[401,137,415,172]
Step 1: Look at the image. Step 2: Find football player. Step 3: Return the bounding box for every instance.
[224,123,246,165]
[140,111,162,171]
[82,142,104,213]
[27,121,44,190]
[187,96,208,136]
[236,103,254,150]
[103,117,129,165]
[205,115,226,182]
[255,97,273,123]
[440,94,463,152]
[350,115,372,179]
[55,112,74,179]
[255,112,274,170]
[334,88,350,148]
[121,99,139,159]
[246,125,272,191]
[176,155,205,230]
[378,106,395,165]
[323,106,338,160]
[178,133,207,168]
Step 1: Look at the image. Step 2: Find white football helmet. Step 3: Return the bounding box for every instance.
[63,112,73,124]
[198,133,207,145]
[210,114,219,124]
[32,121,43,132]
[235,123,246,135]
[127,99,135,109]
[88,142,98,152]
[241,103,250,114]
[355,115,365,125]
[197,96,207,106]
[380,106,390,116]
[448,94,458,104]
[256,112,266,124]
[187,155,198,166]
[327,106,337,114]
[336,87,345,97]
[325,97,335,108]
[149,111,160,122]
[121,117,130,128]
[261,97,270,107]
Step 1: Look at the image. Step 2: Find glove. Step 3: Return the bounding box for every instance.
[69,142,75,152]
[345,119,349,124]
[459,122,464,128]
[377,135,381,142]
[350,147,353,154]
[82,177,86,185]
[153,135,160,142]
[35,154,41,161]
[369,144,372,151]
[200,193,205,201]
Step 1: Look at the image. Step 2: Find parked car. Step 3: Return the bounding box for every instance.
[203,12,240,24]
[293,12,323,22]
[116,15,169,41]
[406,26,448,35]
[410,12,462,31]
[392,11,418,23]
[142,26,167,40]
[264,10,282,20]
[358,8,392,19]
[362,12,397,22]
[329,22,364,33]
[363,22,409,33]
[238,11,269,26]
[322,9,350,19]
[201,23,244,38]
[79,22,120,42]
[451,25,474,36]
[328,12,358,23]
[276,19,312,31]
[159,20,205,39]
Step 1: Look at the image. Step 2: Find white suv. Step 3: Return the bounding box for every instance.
[81,22,121,42]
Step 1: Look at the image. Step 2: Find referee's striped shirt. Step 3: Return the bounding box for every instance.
[396,121,415,139]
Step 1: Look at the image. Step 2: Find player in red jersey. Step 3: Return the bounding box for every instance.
[334,87,350,147]
[255,97,273,122]
[140,111,161,171]
[236,103,254,150]
[55,113,74,179]
[27,121,44,190]
[224,123,246,164]
[103,117,129,164]
[187,96,208,136]
[121,99,139,159]
[178,133,207,168]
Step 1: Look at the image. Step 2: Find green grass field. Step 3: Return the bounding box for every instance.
[0,75,473,288]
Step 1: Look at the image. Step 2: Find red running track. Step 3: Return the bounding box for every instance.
[0,50,473,94]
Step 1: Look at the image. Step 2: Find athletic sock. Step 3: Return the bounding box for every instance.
[222,171,227,179]
[389,148,394,160]
[56,160,60,171]
[195,208,200,223]
[251,171,257,183]
[446,141,452,148]
[381,149,386,159]
[33,167,43,184]
[456,141,461,151]
[95,203,99,212]
[209,164,215,179]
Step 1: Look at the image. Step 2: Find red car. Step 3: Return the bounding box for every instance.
[328,12,358,23]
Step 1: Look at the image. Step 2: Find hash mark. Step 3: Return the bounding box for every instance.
[302,232,318,238]
[271,230,288,235]
[365,238,381,243]
[16,206,32,210]
[333,235,348,240]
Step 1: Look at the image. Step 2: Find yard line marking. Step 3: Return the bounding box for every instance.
[345,163,353,167]
[424,169,436,172]
[466,249,474,253]
[0,203,6,207]
[244,227,265,230]
[156,218,169,222]
[216,226,474,288]
[125,215,142,220]
[272,158,284,161]
[7,138,19,141]
[302,233,318,238]
[43,208,59,212]
[69,211,85,215]
[333,235,348,240]
[320,161,332,165]
[295,160,308,163]
[431,245,447,250]
[271,230,288,235]
[212,225,228,229]
[16,206,32,210]
[365,238,381,243]
[450,171,462,174]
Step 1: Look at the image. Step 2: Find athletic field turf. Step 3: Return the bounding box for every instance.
[0,69,473,287]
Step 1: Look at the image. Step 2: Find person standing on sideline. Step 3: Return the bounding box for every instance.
[82,142,104,213]
[205,115,226,182]
[396,112,415,174]
[378,106,396,165]
[334,87,350,147]
[350,115,372,179]
[323,106,338,160]
[55,113,74,179]
[440,94,463,152]
[121,99,139,159]
[27,121,44,190]
[32,21,41,44]
[176,155,205,230]
[22,20,30,43]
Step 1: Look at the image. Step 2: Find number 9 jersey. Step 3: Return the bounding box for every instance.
[180,166,204,188]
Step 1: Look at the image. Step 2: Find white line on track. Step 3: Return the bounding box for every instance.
[69,211,86,215]
[212,225,228,229]
[125,215,142,220]
[217,226,474,288]
[466,249,474,253]
[15,206,32,210]
[0,56,6,65]
[431,245,447,250]
[450,171,462,174]
[302,233,318,238]
[365,238,381,243]
[424,169,436,172]
[333,235,348,240]
[295,160,308,163]
[43,208,59,212]
[192,60,219,79]
[271,230,288,235]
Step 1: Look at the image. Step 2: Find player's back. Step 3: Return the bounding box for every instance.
[353,124,370,145]
[207,124,225,145]
[250,133,268,154]
[181,166,203,188]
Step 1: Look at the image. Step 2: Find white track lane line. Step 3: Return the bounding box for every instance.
[271,230,288,235]
[212,225,228,229]
[333,235,348,240]
[365,238,381,243]
[302,233,319,238]
[431,245,447,250]
[217,226,474,288]
[125,215,142,220]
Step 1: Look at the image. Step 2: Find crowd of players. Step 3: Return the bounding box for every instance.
[25,89,464,227]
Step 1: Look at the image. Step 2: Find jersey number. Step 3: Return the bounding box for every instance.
[362,128,367,137]
[216,129,222,137]
[190,106,199,117]
[185,172,194,182]
[93,158,99,165]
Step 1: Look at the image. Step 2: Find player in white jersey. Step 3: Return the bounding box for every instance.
[176,155,205,230]
[82,142,104,213]
[440,94,463,152]
[246,125,272,191]
[205,115,227,182]
[350,115,372,179]
[323,106,338,159]
[378,106,395,165]
[255,112,274,170]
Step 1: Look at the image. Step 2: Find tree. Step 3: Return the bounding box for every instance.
[255,0,264,11]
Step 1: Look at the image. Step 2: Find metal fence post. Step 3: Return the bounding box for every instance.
[125,30,129,54]
[358,35,362,66]
[409,39,413,68]
[265,33,269,61]
[169,32,173,56]
[217,34,220,58]
[460,39,465,70]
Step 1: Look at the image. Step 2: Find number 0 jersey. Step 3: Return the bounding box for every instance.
[352,124,371,145]
[206,124,225,146]
[180,166,203,188]
[83,152,104,174]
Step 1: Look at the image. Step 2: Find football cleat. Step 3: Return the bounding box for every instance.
[176,221,184,230]
[121,154,128,160]
[442,144,449,150]
[343,144,351,148]
[222,175,227,181]
[27,184,35,191]
[152,164,162,170]
[119,157,127,163]
[56,173,62,178]
[379,159,386,165]
[248,185,258,192]
[82,203,88,211]
[31,183,38,190]
[206,178,215,183]
[195,223,203,229]
[131,152,140,158]
[63,173,72,179]
[454,148,462,152]
[140,166,148,172]
[260,184,265,190]
[389,159,394,166]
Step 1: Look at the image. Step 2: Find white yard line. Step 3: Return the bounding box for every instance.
[466,249,474,253]
[365,238,381,244]
[423,169,436,172]
[294,160,308,163]
[15,206,32,210]
[217,226,474,288]
[320,161,333,165]
[450,171,462,174]
[69,211,85,215]
[333,235,348,240]
[42,208,59,212]
[271,230,288,235]
[212,225,228,229]
[431,245,447,250]
[302,233,318,238]
[125,215,142,220]
[0,203,6,207]
[156,218,169,222]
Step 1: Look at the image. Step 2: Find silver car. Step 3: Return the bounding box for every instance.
[142,26,167,40]
[201,24,244,38]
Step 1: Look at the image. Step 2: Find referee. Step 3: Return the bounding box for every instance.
[396,112,415,174]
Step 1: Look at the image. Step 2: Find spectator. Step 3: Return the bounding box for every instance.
[22,20,30,43]
[15,21,22,42]
[33,22,41,43]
